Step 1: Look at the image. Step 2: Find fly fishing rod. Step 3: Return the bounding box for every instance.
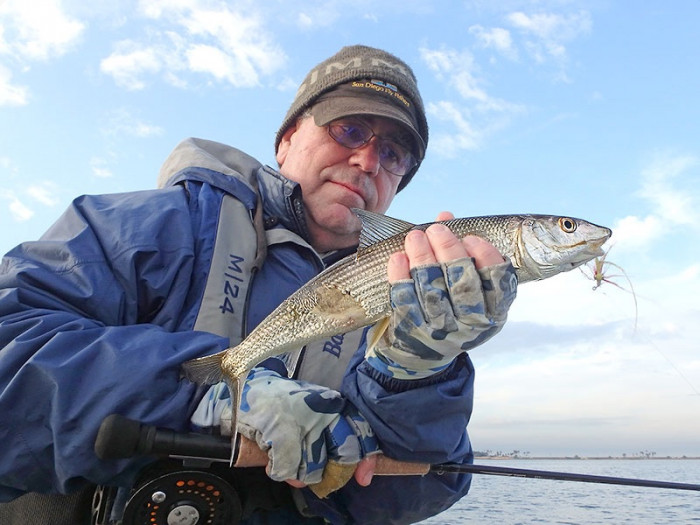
[96,414,700,492]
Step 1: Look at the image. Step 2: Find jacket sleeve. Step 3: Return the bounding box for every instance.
[0,189,229,501]
[316,332,475,524]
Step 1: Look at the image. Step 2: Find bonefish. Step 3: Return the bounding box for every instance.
[182,209,612,431]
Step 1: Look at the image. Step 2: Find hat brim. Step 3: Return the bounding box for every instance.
[311,96,426,159]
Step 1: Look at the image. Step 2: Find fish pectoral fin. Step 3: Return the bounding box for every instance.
[181,350,226,385]
[365,315,391,354]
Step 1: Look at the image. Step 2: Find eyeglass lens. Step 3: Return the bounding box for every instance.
[327,119,417,176]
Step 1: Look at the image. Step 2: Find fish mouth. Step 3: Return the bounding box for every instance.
[572,229,612,255]
[565,234,611,266]
[589,232,613,254]
[568,239,604,256]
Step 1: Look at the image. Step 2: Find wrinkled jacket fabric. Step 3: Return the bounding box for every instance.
[0,138,474,524]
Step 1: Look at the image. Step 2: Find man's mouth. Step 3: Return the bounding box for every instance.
[332,181,367,206]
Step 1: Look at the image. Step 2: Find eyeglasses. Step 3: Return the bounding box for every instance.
[327,118,418,177]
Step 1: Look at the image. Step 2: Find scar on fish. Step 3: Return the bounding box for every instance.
[313,286,369,321]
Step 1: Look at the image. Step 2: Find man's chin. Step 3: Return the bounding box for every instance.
[307,207,362,251]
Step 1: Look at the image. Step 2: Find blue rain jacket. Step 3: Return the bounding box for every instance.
[0,138,474,524]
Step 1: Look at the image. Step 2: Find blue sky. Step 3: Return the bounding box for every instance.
[1,1,699,457]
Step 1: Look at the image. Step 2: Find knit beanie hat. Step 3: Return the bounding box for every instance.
[275,45,428,191]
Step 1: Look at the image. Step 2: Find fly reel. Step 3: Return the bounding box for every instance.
[122,469,242,525]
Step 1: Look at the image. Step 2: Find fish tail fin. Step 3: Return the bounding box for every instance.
[181,350,227,385]
[227,375,246,466]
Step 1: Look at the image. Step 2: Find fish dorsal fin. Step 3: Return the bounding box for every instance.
[352,208,415,252]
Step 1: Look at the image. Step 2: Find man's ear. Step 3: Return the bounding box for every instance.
[276,122,298,166]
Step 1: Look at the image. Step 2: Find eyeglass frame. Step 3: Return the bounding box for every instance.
[325,117,419,177]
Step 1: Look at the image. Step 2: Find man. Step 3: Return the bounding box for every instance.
[0,45,516,524]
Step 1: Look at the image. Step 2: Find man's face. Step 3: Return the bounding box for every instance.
[276,115,407,252]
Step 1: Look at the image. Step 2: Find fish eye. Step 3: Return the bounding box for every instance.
[559,217,577,233]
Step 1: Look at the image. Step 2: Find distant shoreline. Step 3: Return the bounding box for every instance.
[477,455,700,460]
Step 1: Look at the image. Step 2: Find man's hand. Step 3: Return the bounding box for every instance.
[237,367,380,495]
[387,211,505,280]
[365,211,518,380]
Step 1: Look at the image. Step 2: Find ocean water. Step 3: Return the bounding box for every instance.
[417,459,700,524]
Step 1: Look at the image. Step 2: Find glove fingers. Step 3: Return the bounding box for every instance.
[410,264,459,331]
[237,367,379,486]
[375,258,518,379]
[443,257,489,322]
[475,259,518,323]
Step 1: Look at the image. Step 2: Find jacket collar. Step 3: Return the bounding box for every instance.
[257,165,310,241]
[256,166,357,266]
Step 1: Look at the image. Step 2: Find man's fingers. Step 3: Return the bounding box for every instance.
[354,455,377,487]
[426,223,468,263]
[435,211,455,222]
[387,252,410,282]
[404,229,436,266]
[387,212,504,282]
[461,235,505,269]
[387,228,437,283]
[285,478,307,488]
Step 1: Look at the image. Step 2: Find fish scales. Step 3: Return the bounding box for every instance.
[180,209,611,484]
[184,210,611,392]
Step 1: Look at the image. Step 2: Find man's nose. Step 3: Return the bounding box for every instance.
[349,137,381,176]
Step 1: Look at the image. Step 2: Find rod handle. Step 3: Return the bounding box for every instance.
[235,434,430,475]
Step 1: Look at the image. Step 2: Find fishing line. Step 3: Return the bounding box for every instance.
[582,252,699,397]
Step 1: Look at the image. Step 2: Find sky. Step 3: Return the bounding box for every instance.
[1,0,699,458]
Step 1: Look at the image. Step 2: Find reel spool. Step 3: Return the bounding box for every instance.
[122,470,242,525]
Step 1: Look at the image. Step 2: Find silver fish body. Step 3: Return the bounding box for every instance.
[183,209,612,387]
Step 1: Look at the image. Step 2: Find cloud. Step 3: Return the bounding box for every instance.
[0,190,34,222]
[26,184,60,207]
[470,268,700,455]
[294,4,341,29]
[103,108,164,138]
[425,101,481,156]
[0,64,28,106]
[613,153,699,252]
[8,198,34,221]
[636,154,698,226]
[284,0,429,30]
[100,41,162,91]
[421,47,488,104]
[90,157,113,179]
[0,179,61,222]
[469,25,517,60]
[420,46,526,156]
[0,0,83,105]
[507,10,592,64]
[100,1,286,90]
[0,0,84,61]
[421,45,527,113]
[611,215,663,251]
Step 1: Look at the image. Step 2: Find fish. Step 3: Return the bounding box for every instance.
[182,209,612,431]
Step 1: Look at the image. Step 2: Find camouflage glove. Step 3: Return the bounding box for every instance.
[366,257,517,380]
[237,367,379,491]
[190,382,236,435]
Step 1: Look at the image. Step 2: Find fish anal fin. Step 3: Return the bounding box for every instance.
[366,315,391,354]
[181,351,226,385]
